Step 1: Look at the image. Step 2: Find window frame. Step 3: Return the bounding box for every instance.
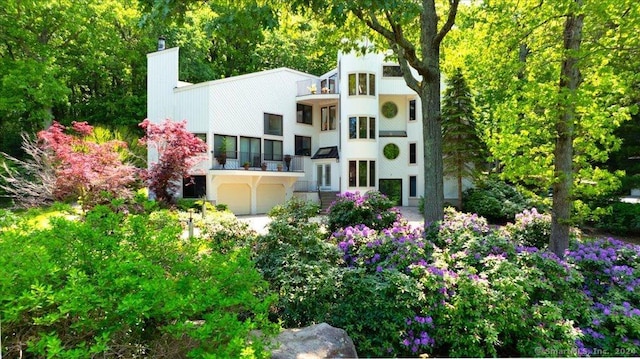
[295,135,312,156]
[264,139,283,161]
[349,116,376,139]
[264,113,283,136]
[348,72,376,96]
[296,104,312,125]
[213,134,237,159]
[409,142,417,164]
[409,100,416,122]
[409,175,417,197]
[348,160,376,188]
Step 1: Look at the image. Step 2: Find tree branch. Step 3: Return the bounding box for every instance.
[434,0,460,46]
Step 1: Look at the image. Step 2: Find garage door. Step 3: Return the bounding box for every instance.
[257,184,285,214]
[218,184,251,215]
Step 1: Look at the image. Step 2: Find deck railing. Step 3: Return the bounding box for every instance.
[211,151,304,172]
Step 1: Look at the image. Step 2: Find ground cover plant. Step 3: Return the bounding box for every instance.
[0,203,276,358]
[257,193,640,357]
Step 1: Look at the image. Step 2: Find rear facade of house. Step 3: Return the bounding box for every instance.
[147,45,470,215]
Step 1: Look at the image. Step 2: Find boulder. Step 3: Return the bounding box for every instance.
[270,323,358,359]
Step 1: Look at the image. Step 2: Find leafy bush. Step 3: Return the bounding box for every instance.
[326,191,402,232]
[595,202,640,235]
[0,205,276,358]
[463,178,537,223]
[504,208,552,249]
[567,238,640,355]
[255,197,640,357]
[253,198,339,327]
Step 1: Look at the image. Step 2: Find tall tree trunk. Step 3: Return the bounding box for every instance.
[421,64,445,225]
[550,0,584,258]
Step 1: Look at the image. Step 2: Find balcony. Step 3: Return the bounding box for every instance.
[296,78,339,105]
[211,151,305,173]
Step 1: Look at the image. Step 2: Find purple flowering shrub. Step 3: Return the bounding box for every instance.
[262,195,640,357]
[567,238,640,355]
[326,191,403,232]
[504,207,552,249]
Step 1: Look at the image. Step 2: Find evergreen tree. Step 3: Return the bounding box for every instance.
[441,68,484,208]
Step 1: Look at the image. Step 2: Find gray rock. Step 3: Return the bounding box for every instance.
[270,323,358,359]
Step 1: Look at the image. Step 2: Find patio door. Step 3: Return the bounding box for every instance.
[379,179,402,206]
[240,137,260,167]
[317,164,332,190]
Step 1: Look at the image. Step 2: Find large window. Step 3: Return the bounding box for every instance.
[295,135,312,156]
[183,175,206,198]
[240,137,260,166]
[348,160,376,187]
[349,116,376,139]
[409,143,417,164]
[213,134,237,158]
[321,106,336,131]
[297,104,312,125]
[264,113,283,136]
[264,139,283,161]
[348,73,376,96]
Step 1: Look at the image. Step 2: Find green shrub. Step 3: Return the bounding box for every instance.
[595,202,640,235]
[504,208,552,249]
[0,205,276,358]
[463,178,537,222]
[326,191,402,232]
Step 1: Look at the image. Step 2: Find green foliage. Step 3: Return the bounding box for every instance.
[326,191,402,232]
[504,208,552,249]
[253,198,340,327]
[595,202,640,236]
[463,178,538,222]
[441,67,485,180]
[0,205,275,358]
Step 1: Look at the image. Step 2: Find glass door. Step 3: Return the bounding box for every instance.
[317,164,332,190]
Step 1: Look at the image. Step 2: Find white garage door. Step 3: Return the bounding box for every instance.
[257,184,285,214]
[218,184,251,215]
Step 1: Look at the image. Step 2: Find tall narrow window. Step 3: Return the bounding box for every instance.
[369,73,376,95]
[349,74,356,95]
[349,117,357,139]
[369,117,376,139]
[409,100,416,121]
[349,161,357,187]
[409,143,417,164]
[409,176,417,197]
[329,106,336,130]
[358,73,367,95]
[369,161,376,187]
[358,116,367,139]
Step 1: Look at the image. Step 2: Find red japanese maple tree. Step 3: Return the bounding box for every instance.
[138,119,208,204]
[38,121,138,206]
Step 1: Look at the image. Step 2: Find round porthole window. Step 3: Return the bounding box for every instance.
[383,143,400,160]
[381,101,398,118]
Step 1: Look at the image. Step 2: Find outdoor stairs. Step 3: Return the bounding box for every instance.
[319,191,340,214]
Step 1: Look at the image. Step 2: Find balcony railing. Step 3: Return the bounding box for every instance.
[211,151,305,172]
[296,78,338,96]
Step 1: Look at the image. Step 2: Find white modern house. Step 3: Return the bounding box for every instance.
[147,44,470,214]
